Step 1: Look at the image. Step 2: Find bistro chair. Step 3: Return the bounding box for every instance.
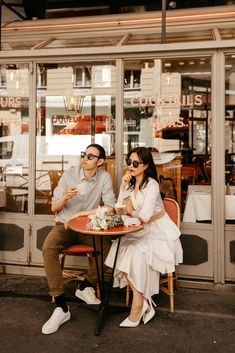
[47,170,62,203]
[125,197,180,313]
[60,244,100,299]
[159,175,178,202]
[203,159,212,182]
[181,166,196,210]
[181,166,196,185]
[159,197,180,313]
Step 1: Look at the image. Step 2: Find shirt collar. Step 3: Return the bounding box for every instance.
[79,167,99,182]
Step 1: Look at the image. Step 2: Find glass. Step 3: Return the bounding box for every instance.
[80,152,99,160]
[126,158,143,168]
[0,63,29,213]
[73,66,91,87]
[224,54,235,224]
[35,61,116,214]
[124,57,212,221]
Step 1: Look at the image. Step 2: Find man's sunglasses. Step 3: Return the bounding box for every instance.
[126,158,143,168]
[81,151,100,160]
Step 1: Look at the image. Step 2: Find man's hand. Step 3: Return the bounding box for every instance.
[63,187,77,201]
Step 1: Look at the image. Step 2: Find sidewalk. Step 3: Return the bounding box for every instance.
[0,273,235,353]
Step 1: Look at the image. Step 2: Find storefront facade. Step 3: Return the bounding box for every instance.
[0,6,235,287]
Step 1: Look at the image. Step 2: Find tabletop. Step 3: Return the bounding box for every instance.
[67,215,144,235]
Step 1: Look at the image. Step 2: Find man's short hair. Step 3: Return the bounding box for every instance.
[87,143,106,160]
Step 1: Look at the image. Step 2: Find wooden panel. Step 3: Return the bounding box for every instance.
[103,156,115,187]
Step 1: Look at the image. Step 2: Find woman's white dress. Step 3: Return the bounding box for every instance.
[105,178,183,300]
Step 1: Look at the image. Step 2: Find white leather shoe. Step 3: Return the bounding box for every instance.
[75,287,101,305]
[119,299,148,328]
[42,307,71,335]
[143,299,156,324]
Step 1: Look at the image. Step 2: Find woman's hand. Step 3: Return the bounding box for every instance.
[115,197,133,216]
[120,172,132,191]
[115,207,127,215]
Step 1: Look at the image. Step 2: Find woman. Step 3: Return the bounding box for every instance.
[105,147,183,327]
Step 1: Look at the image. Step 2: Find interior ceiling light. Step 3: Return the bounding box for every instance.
[182,71,211,75]
[199,61,205,64]
[143,60,153,69]
[179,62,185,66]
[64,96,84,116]
[6,64,18,70]
[168,2,177,9]
[189,61,195,65]
[164,63,172,67]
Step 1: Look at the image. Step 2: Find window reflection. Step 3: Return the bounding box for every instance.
[224,54,235,224]
[124,57,212,221]
[0,64,29,213]
[35,62,116,214]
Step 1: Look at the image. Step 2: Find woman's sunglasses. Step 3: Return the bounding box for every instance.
[81,151,100,160]
[126,158,143,168]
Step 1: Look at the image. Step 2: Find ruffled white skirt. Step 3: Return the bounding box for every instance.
[105,213,183,299]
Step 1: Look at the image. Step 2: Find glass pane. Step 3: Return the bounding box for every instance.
[0,64,29,213]
[35,61,116,214]
[225,54,235,224]
[123,57,212,221]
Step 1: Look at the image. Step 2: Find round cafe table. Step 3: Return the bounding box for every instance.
[67,215,144,335]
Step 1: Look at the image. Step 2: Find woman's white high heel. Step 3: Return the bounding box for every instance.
[119,299,148,327]
[143,299,156,325]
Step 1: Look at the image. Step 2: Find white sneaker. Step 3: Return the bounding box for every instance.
[42,307,71,335]
[75,287,101,305]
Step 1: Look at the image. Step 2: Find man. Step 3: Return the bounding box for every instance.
[42,143,116,335]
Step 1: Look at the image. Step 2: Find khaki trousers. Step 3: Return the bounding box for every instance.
[42,224,112,297]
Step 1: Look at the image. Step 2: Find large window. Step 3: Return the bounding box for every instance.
[35,61,116,214]
[0,64,29,213]
[124,57,212,221]
[224,54,235,224]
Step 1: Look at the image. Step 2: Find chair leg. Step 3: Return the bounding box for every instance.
[61,253,85,284]
[96,283,101,300]
[60,254,66,270]
[174,273,180,290]
[126,284,131,306]
[168,274,174,313]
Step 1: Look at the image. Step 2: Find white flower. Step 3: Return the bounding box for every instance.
[87,209,124,231]
[100,219,108,229]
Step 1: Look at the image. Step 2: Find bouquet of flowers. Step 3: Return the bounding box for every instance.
[88,207,124,231]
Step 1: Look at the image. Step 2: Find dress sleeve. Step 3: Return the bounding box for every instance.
[134,180,160,222]
[115,188,131,207]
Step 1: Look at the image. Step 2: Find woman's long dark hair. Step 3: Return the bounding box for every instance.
[127,147,158,190]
